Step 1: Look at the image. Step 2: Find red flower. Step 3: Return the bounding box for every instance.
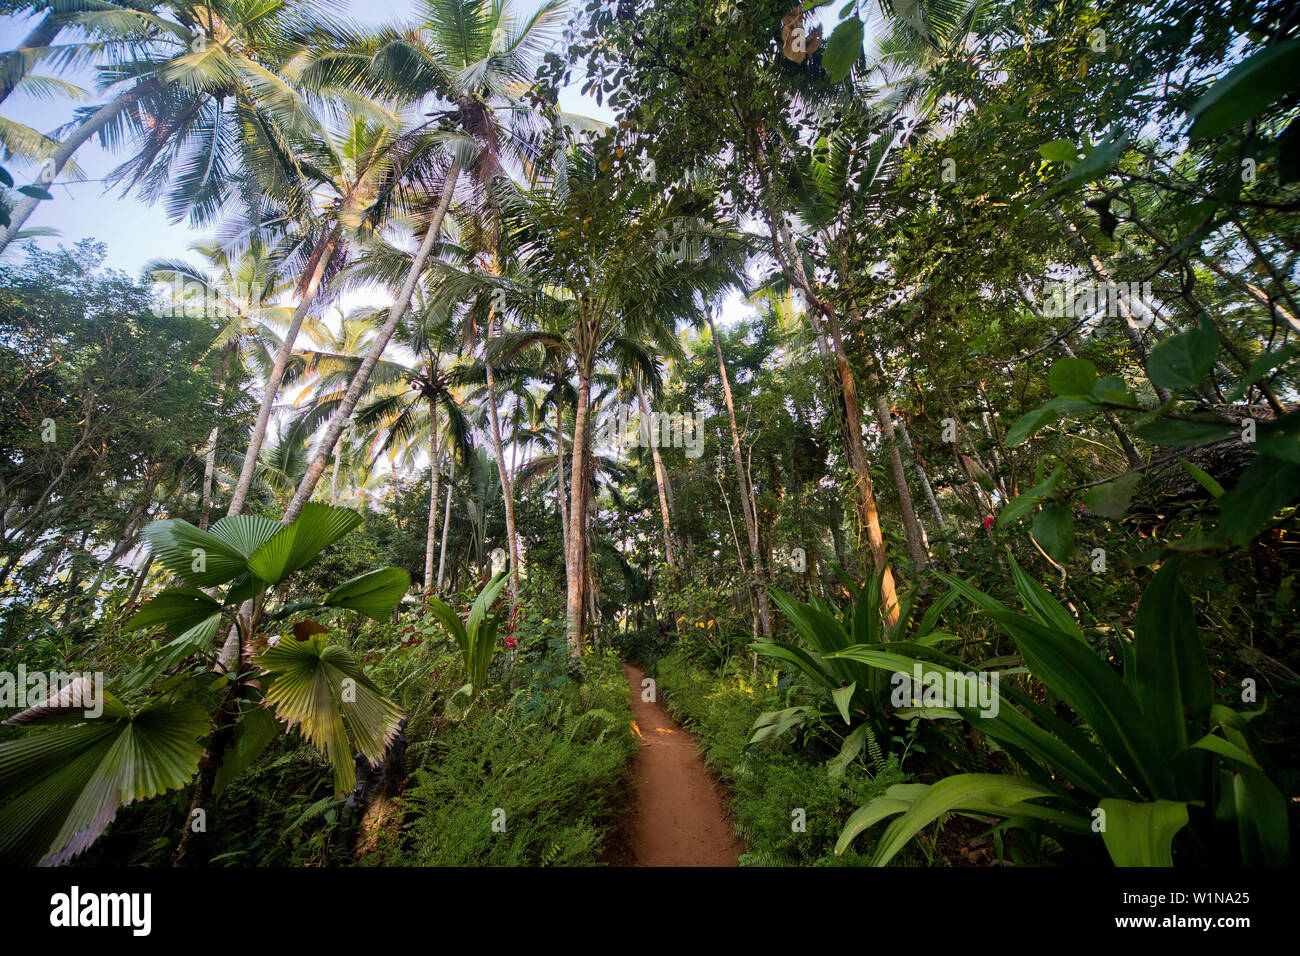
[982,515,995,530]
[504,636,517,649]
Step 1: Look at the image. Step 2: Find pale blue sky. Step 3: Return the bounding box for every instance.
[0,0,611,273]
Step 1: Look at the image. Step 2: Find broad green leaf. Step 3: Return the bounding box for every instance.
[256,635,402,794]
[1134,563,1210,756]
[246,503,363,585]
[984,609,1175,798]
[822,16,864,81]
[1134,418,1234,446]
[1256,410,1300,463]
[1032,504,1074,563]
[831,682,855,724]
[322,567,410,622]
[142,519,249,588]
[1098,798,1188,866]
[1008,552,1084,642]
[206,514,284,557]
[1188,40,1300,141]
[1037,139,1079,164]
[1231,766,1290,865]
[827,723,865,777]
[1216,455,1300,545]
[1049,357,1097,397]
[0,697,207,865]
[867,774,1084,865]
[1083,471,1142,519]
[835,783,928,854]
[1005,397,1096,446]
[124,588,221,635]
[1225,344,1300,402]
[998,464,1063,528]
[1145,315,1218,390]
[1049,127,1130,194]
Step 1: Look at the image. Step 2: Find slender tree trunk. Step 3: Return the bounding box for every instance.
[483,313,522,602]
[565,366,592,656]
[866,353,927,569]
[329,436,343,505]
[436,451,456,591]
[283,160,461,522]
[555,390,570,583]
[0,85,147,255]
[705,311,773,640]
[227,226,340,516]
[199,426,218,531]
[423,407,440,590]
[635,379,675,569]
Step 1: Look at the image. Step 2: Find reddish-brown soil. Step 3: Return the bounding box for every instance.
[621,662,743,867]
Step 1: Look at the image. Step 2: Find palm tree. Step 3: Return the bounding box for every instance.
[146,239,295,525]
[0,0,340,254]
[282,0,567,531]
[495,146,745,653]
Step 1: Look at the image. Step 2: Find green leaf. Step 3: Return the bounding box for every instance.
[213,702,279,797]
[1134,563,1211,756]
[1049,127,1130,194]
[246,503,363,585]
[123,588,222,635]
[1097,798,1189,866]
[822,16,864,81]
[831,682,855,724]
[1005,397,1097,446]
[142,519,250,588]
[1049,357,1097,397]
[1188,40,1300,141]
[0,167,13,187]
[17,185,52,200]
[256,635,402,794]
[1038,139,1079,164]
[1134,418,1234,446]
[827,723,865,777]
[999,464,1064,528]
[206,514,285,557]
[864,774,1082,865]
[1216,455,1300,545]
[1008,552,1084,642]
[1176,458,1225,497]
[984,609,1174,798]
[0,697,207,865]
[1083,471,1142,519]
[1256,410,1300,463]
[1225,344,1300,402]
[322,567,410,622]
[1032,504,1074,563]
[1145,315,1218,390]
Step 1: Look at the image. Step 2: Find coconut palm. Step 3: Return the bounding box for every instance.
[282,0,567,531]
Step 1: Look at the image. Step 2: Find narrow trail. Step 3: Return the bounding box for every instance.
[621,662,743,867]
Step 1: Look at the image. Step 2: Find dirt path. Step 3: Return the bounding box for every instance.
[622,662,743,866]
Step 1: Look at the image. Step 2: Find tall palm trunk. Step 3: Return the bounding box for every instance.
[329,435,343,505]
[424,407,440,590]
[284,159,461,522]
[565,366,593,656]
[436,450,456,591]
[199,426,218,530]
[635,379,675,569]
[483,313,522,601]
[555,388,570,583]
[705,311,771,639]
[227,226,340,516]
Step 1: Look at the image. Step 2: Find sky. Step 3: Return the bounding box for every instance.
[0,0,615,274]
